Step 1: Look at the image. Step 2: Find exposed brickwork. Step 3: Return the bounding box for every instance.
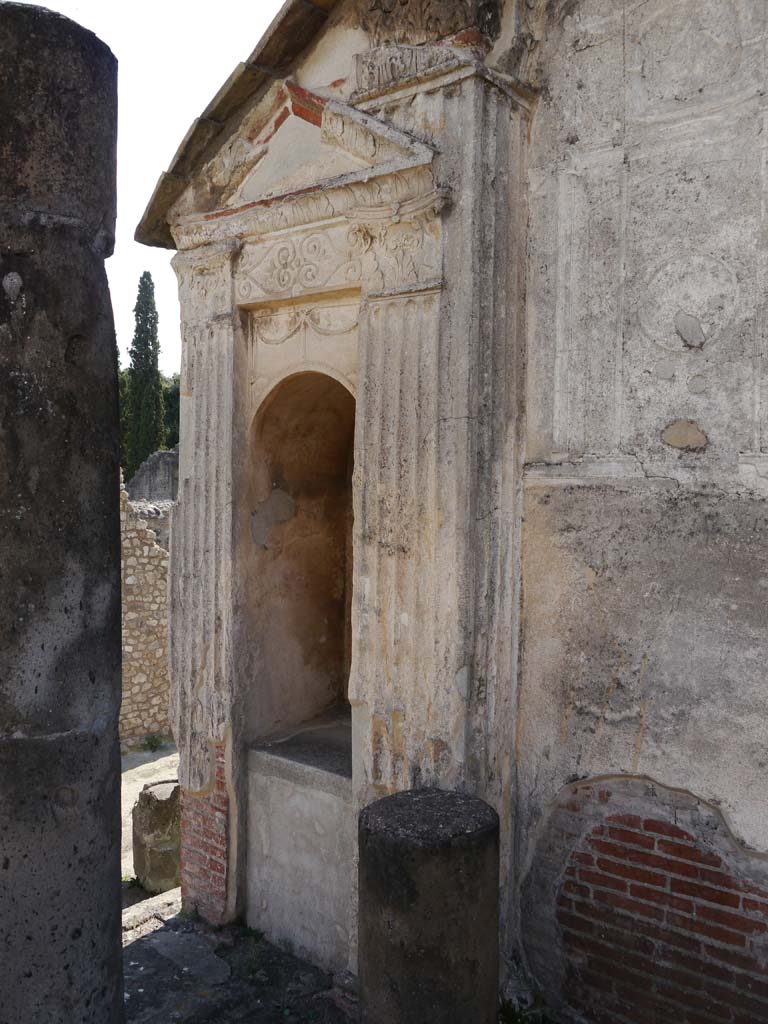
[180,744,229,926]
[523,779,768,1024]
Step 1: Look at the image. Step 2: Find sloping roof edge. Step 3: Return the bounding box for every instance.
[135,0,342,249]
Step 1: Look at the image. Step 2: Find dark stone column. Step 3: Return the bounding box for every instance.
[358,788,500,1024]
[0,5,122,1022]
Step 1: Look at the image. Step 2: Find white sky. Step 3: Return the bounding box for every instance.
[20,0,285,375]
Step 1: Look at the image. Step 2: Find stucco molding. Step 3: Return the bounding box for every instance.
[170,164,441,252]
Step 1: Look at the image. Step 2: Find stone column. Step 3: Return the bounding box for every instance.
[358,788,500,1023]
[170,244,240,925]
[0,5,122,1022]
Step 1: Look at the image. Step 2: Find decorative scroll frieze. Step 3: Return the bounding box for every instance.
[251,303,359,346]
[237,226,367,304]
[234,186,446,305]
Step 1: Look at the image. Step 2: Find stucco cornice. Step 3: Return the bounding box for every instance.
[169,164,442,252]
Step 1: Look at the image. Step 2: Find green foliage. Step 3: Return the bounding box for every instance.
[141,733,166,752]
[119,366,130,472]
[123,272,165,480]
[162,373,180,449]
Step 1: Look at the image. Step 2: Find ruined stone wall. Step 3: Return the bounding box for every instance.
[120,484,171,745]
[523,779,768,1024]
[129,498,173,551]
[127,446,179,503]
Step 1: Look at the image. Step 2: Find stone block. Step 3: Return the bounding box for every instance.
[133,781,181,895]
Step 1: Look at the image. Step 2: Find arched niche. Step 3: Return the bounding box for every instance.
[246,371,355,739]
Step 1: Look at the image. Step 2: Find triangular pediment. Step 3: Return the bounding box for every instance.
[195,81,434,214]
[232,109,368,206]
[137,0,504,248]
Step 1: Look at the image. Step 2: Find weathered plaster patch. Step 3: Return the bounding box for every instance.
[250,488,296,549]
[674,310,706,349]
[661,419,709,452]
[2,272,23,302]
[455,665,470,701]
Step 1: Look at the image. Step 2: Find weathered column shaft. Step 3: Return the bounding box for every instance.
[170,245,239,925]
[358,788,500,1024]
[0,5,122,1022]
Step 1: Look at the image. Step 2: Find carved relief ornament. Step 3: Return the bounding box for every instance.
[347,187,448,293]
[237,226,371,304]
[355,43,462,96]
[172,242,238,321]
[358,0,501,46]
[251,303,360,346]
[234,184,447,305]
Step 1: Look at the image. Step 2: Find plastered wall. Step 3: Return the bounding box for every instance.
[515,1,768,1016]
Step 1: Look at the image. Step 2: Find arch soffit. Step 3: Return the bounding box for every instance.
[251,365,356,435]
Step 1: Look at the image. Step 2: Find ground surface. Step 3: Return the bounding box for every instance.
[121,746,356,1022]
[119,747,518,1023]
[121,744,180,878]
[122,890,357,1023]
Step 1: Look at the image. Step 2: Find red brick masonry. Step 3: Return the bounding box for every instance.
[523,779,768,1024]
[179,744,229,925]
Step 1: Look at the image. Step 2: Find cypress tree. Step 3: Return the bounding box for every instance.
[118,365,130,472]
[125,271,165,479]
[162,373,180,449]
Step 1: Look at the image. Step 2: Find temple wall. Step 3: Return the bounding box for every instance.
[145,0,768,1016]
[515,1,768,1017]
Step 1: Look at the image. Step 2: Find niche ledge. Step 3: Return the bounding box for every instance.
[247,704,352,799]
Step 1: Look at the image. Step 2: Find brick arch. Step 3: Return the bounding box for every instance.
[522,778,768,1024]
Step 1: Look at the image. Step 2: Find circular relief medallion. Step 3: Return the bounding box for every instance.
[637,253,738,353]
